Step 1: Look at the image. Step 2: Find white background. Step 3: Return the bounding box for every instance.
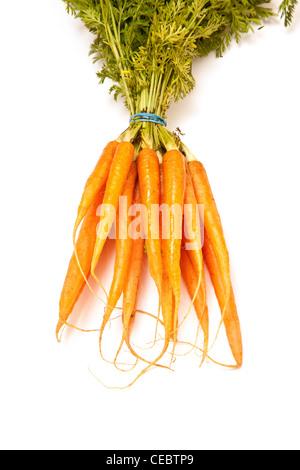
[1,0,300,451]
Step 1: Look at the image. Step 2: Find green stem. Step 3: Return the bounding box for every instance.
[156,69,172,117]
[158,127,178,152]
[100,0,134,115]
[179,141,196,162]
[148,62,156,113]
[118,124,141,143]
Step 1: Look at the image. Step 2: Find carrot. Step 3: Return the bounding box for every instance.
[137,148,162,297]
[162,149,186,354]
[91,141,134,279]
[181,163,204,334]
[160,165,175,345]
[120,168,173,371]
[180,247,209,365]
[99,162,137,354]
[118,178,168,369]
[160,248,174,347]
[202,229,243,367]
[122,235,144,343]
[113,182,145,365]
[183,164,203,286]
[188,160,231,342]
[73,141,118,244]
[56,186,105,341]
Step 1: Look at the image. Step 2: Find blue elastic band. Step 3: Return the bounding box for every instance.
[129,112,167,127]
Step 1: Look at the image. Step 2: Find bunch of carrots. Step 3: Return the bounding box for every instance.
[57,0,297,384]
[56,125,243,383]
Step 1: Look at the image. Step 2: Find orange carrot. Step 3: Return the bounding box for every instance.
[73,141,118,242]
[91,141,134,278]
[183,164,203,287]
[181,163,205,335]
[122,233,144,340]
[160,165,175,344]
[119,178,167,369]
[188,160,231,340]
[162,149,186,352]
[121,168,173,370]
[56,187,105,340]
[161,250,174,346]
[137,148,162,297]
[99,162,137,352]
[113,182,145,363]
[203,230,243,367]
[180,247,209,364]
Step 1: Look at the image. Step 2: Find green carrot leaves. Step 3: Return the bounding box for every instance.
[279,0,299,26]
[62,1,298,114]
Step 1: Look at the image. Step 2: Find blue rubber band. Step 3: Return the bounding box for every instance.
[129,112,167,127]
